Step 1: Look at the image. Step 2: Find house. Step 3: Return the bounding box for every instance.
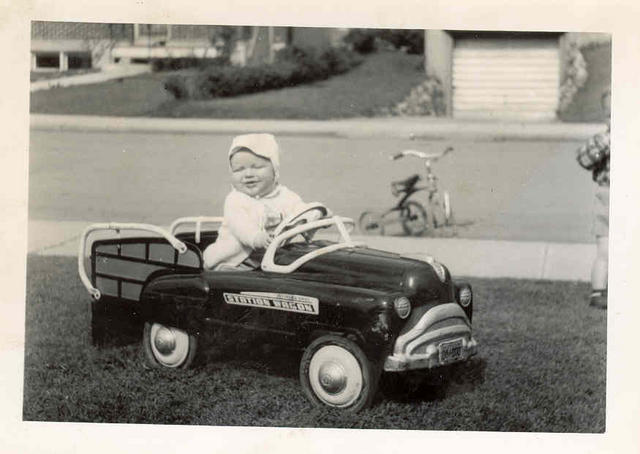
[31,22,227,71]
[31,21,345,72]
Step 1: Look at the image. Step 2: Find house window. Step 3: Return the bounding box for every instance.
[67,52,92,69]
[34,53,60,70]
[134,24,171,44]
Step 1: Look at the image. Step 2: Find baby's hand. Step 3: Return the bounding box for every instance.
[252,230,273,249]
[263,211,283,229]
[306,208,330,222]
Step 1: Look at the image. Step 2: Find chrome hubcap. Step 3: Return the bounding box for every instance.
[154,326,176,355]
[308,345,363,407]
[318,362,347,394]
[149,323,190,368]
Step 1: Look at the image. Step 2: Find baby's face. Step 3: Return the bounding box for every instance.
[230,150,276,198]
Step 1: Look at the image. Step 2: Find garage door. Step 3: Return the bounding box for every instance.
[453,37,560,120]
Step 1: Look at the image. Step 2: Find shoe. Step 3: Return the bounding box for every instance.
[589,290,607,309]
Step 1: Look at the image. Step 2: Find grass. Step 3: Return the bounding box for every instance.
[29,72,173,117]
[23,255,606,431]
[29,51,426,119]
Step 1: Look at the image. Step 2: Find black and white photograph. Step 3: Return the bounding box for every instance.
[3,1,640,453]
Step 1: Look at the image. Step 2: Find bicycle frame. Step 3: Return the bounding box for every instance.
[360,147,453,235]
[386,187,422,214]
[384,172,441,218]
[391,147,451,207]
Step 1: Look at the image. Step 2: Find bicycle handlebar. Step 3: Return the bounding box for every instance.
[390,146,453,162]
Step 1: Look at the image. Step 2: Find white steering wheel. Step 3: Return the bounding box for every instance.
[272,202,330,243]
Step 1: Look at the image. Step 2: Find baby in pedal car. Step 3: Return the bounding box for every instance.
[204,133,320,271]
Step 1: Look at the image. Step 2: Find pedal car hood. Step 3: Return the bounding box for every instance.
[272,242,454,303]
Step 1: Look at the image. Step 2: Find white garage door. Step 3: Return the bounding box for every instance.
[453,37,560,120]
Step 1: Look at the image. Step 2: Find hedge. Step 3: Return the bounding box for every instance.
[344,29,425,55]
[163,47,362,100]
[151,56,229,72]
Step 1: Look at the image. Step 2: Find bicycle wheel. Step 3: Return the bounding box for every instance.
[359,211,384,235]
[401,201,428,236]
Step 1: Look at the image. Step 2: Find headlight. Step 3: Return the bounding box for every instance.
[424,256,447,282]
[458,285,472,307]
[393,296,411,319]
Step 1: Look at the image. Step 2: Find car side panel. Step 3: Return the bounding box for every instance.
[140,270,398,359]
[139,274,210,334]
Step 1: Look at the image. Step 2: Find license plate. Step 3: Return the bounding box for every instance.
[439,338,463,363]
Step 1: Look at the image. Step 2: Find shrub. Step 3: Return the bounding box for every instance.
[377,29,424,55]
[320,47,363,74]
[163,73,193,99]
[344,29,378,54]
[151,56,229,72]
[379,77,446,117]
[343,29,425,55]
[164,46,362,100]
[557,41,589,114]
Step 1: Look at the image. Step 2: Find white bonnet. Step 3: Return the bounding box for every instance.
[228,133,280,179]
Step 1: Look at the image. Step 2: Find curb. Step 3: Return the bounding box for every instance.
[30,114,605,142]
[28,220,594,282]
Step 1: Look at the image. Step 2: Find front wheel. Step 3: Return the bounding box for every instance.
[401,200,428,236]
[300,335,380,412]
[143,321,197,369]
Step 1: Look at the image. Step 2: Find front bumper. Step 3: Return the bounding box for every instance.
[383,302,478,372]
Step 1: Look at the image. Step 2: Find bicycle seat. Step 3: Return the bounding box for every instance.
[391,174,420,196]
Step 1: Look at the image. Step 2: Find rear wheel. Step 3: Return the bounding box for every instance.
[300,335,380,412]
[401,201,428,236]
[143,321,197,369]
[359,211,384,235]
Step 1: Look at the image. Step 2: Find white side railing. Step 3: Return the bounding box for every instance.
[79,212,364,296]
[169,216,224,244]
[78,222,188,300]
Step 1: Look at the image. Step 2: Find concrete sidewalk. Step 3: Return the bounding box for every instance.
[30,114,605,142]
[28,219,594,281]
[30,64,151,92]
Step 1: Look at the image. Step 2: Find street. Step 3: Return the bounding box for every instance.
[29,129,597,243]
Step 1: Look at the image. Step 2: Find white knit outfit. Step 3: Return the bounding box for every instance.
[203,185,304,269]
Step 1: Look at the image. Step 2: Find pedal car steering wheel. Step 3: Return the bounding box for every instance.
[272,203,330,243]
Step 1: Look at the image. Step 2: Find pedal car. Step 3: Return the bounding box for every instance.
[78,203,477,412]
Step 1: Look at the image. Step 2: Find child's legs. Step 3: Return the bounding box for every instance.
[591,234,608,291]
[591,186,609,291]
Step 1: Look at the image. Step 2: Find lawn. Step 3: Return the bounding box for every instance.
[23,255,606,431]
[29,51,426,119]
[29,72,173,117]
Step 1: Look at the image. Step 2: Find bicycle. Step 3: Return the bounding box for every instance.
[359,146,454,236]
